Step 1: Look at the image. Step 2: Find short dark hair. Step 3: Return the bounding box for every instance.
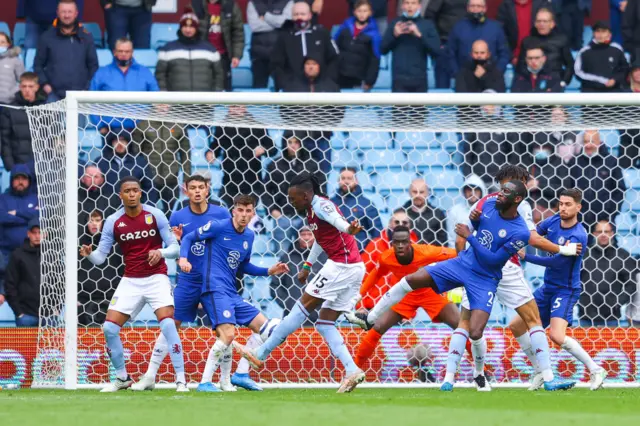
[560,188,582,204]
[20,72,39,84]
[392,225,411,235]
[339,166,358,175]
[90,210,103,220]
[536,7,556,22]
[234,194,257,207]
[525,45,546,56]
[58,0,78,6]
[290,171,327,197]
[185,174,209,186]
[0,32,12,47]
[118,176,141,188]
[354,0,372,10]
[114,37,133,48]
[495,165,531,183]
[392,207,407,215]
[592,220,614,234]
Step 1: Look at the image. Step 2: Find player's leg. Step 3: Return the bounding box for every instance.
[509,300,545,390]
[154,305,187,391]
[197,292,233,392]
[228,313,271,391]
[355,309,404,368]
[547,291,606,390]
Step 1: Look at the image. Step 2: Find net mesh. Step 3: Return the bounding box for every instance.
[26,98,640,387]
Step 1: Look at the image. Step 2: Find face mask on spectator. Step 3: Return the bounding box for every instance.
[115,57,132,67]
[469,12,486,23]
[474,58,487,66]
[534,149,551,162]
[0,47,7,54]
[402,11,420,19]
[527,65,541,75]
[295,19,310,30]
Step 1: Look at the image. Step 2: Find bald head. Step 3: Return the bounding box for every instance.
[583,129,601,157]
[471,40,490,61]
[293,1,312,24]
[409,178,429,209]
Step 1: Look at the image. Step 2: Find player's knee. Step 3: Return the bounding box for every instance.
[548,329,565,347]
[508,319,527,338]
[217,328,236,345]
[103,321,120,338]
[468,327,484,342]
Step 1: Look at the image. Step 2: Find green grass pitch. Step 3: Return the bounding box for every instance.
[1,388,639,426]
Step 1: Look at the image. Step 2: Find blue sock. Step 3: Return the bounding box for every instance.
[103,321,127,380]
[316,320,358,375]
[529,326,553,382]
[159,318,186,384]
[257,301,308,360]
[444,328,469,383]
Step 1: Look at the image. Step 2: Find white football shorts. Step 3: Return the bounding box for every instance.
[461,261,534,310]
[305,259,365,312]
[108,274,174,318]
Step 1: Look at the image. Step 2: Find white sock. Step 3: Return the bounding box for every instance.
[201,340,228,384]
[471,337,486,377]
[515,332,540,374]
[444,328,469,384]
[367,278,412,324]
[529,326,553,382]
[561,336,600,373]
[146,333,169,379]
[236,333,262,375]
[219,344,233,384]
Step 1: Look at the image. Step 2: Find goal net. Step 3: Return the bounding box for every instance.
[20,92,640,389]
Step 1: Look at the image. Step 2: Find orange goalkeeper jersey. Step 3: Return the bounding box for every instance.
[360,244,458,297]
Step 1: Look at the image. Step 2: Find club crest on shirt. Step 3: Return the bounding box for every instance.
[478,230,493,249]
[498,229,507,238]
[558,236,565,245]
[227,250,241,269]
[191,241,205,256]
[145,214,153,225]
[322,204,334,213]
[243,241,248,250]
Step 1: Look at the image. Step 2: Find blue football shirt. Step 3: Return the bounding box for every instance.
[170,204,231,284]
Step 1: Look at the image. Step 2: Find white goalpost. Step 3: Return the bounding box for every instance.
[23,91,640,390]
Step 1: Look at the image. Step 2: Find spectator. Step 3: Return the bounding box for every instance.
[566,130,626,225]
[78,164,119,233]
[334,0,381,90]
[424,0,468,88]
[96,132,158,205]
[330,167,383,249]
[206,105,276,207]
[193,0,245,91]
[78,210,124,326]
[447,174,486,247]
[556,0,591,51]
[23,0,85,50]
[619,60,640,169]
[34,0,98,102]
[511,45,563,92]
[622,0,640,61]
[575,21,629,93]
[89,37,159,134]
[272,226,324,324]
[348,0,389,35]
[1,73,46,171]
[155,7,225,92]
[247,0,293,88]
[102,0,155,49]
[0,33,24,105]
[283,55,340,92]
[264,131,319,254]
[580,220,638,326]
[382,0,440,92]
[517,8,574,88]
[454,39,506,92]
[4,218,41,327]
[497,0,551,60]
[447,0,510,77]
[270,1,339,91]
[360,208,418,309]
[611,0,627,45]
[402,178,447,245]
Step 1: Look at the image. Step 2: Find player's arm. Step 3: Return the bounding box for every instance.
[313,198,360,234]
[457,224,525,267]
[455,200,480,253]
[240,244,289,277]
[82,216,116,265]
[298,241,325,284]
[359,263,384,297]
[522,252,571,268]
[529,228,581,256]
[179,220,222,258]
[155,210,180,259]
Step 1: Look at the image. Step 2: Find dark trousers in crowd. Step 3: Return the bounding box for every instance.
[392,77,428,126]
[559,2,585,51]
[433,44,451,89]
[338,75,363,89]
[105,5,152,49]
[251,57,271,88]
[221,53,232,92]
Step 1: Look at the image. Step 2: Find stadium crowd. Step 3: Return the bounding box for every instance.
[0,0,639,330]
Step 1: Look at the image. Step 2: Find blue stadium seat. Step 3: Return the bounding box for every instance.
[423,169,464,189]
[330,132,347,149]
[267,129,284,147]
[151,23,180,50]
[0,22,10,38]
[261,300,284,320]
[600,129,620,151]
[253,234,270,255]
[626,189,640,212]
[379,54,390,70]
[332,149,359,169]
[437,132,460,152]
[374,70,391,90]
[238,49,251,68]
[79,129,102,150]
[582,26,592,49]
[431,188,461,211]
[247,276,272,301]
[0,169,10,193]
[619,235,640,256]
[356,171,374,191]
[376,171,415,192]
[348,131,393,150]
[191,148,209,167]
[244,24,252,45]
[133,49,158,73]
[624,168,640,189]
[384,192,410,212]
[192,166,223,191]
[365,191,387,213]
[232,67,253,89]
[327,170,339,196]
[96,49,113,67]
[568,76,581,91]
[251,255,277,270]
[362,149,406,170]
[0,303,15,325]
[83,22,103,47]
[13,22,25,48]
[25,48,36,71]
[187,127,210,150]
[504,64,514,89]
[406,148,453,170]
[616,212,638,236]
[395,131,439,150]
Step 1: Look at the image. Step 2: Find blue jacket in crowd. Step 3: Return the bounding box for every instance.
[19,0,85,23]
[381,16,441,82]
[89,59,159,130]
[331,185,383,250]
[447,17,510,76]
[34,22,98,100]
[0,165,39,256]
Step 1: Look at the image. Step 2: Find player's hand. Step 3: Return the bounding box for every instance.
[79,244,93,257]
[606,79,616,88]
[469,209,481,222]
[178,257,192,273]
[231,57,240,68]
[517,248,526,259]
[558,241,582,256]
[172,224,183,241]
[455,224,471,239]
[268,262,290,276]
[347,219,364,235]
[148,249,163,266]
[298,268,311,284]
